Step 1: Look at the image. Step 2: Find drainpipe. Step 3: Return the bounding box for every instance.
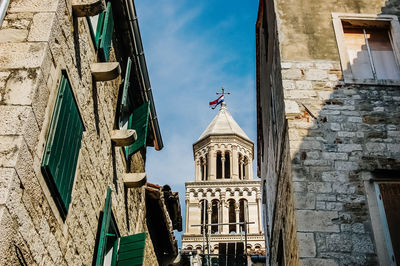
[124,0,164,150]
[0,0,10,28]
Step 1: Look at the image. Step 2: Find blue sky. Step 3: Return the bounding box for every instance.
[135,0,259,246]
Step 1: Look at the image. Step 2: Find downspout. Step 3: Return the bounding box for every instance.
[0,0,10,27]
[124,0,164,150]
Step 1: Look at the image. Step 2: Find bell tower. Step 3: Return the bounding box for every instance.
[182,101,265,262]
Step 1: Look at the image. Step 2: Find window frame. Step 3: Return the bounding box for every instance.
[332,13,400,85]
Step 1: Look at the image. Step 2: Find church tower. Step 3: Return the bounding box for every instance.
[182,101,265,261]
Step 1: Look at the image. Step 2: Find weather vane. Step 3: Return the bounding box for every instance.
[209,87,231,109]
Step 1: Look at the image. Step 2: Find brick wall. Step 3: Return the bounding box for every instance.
[0,0,158,265]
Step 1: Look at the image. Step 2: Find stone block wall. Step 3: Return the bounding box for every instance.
[0,0,158,265]
[283,60,400,265]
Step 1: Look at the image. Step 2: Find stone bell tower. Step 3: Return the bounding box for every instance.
[182,101,265,260]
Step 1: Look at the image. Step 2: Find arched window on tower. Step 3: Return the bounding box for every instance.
[224,152,230,179]
[201,157,206,181]
[200,200,209,234]
[228,199,236,233]
[211,199,219,234]
[216,152,222,179]
[239,199,248,232]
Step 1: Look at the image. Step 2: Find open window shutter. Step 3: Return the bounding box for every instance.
[125,101,150,158]
[99,1,114,62]
[41,74,84,217]
[121,57,132,114]
[95,187,112,266]
[112,232,147,266]
[94,11,105,48]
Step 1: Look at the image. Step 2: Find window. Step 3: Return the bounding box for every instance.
[88,1,114,61]
[374,182,400,265]
[332,13,400,84]
[95,187,147,266]
[41,72,84,219]
[119,57,151,159]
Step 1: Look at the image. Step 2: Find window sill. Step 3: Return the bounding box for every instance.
[343,78,400,86]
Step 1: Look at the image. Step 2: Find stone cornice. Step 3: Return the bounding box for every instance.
[182,234,265,242]
[186,180,261,187]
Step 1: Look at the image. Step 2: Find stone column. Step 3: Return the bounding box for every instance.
[222,196,228,234]
[195,159,201,181]
[202,160,207,181]
[239,159,244,180]
[185,195,189,232]
[232,147,239,180]
[221,155,225,179]
[235,202,240,233]
[256,193,262,233]
[208,150,216,180]
[207,205,212,235]
[229,151,233,178]
[248,157,253,180]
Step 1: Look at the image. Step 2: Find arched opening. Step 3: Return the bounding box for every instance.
[239,199,248,232]
[224,152,230,178]
[200,200,209,234]
[228,199,236,233]
[216,152,222,179]
[211,199,219,234]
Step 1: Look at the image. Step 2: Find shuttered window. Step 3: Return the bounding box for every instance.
[375,183,400,265]
[88,1,114,62]
[342,23,400,80]
[124,101,151,158]
[95,187,147,266]
[41,72,84,218]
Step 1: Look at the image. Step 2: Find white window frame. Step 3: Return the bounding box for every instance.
[332,13,400,85]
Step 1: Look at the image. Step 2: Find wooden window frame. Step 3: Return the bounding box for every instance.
[332,13,400,85]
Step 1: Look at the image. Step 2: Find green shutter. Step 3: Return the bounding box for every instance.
[113,233,147,266]
[95,187,112,266]
[121,57,132,114]
[41,73,84,217]
[125,101,151,158]
[94,11,105,48]
[99,1,114,62]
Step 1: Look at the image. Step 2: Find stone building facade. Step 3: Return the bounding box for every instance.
[182,103,265,264]
[257,0,400,265]
[0,0,173,265]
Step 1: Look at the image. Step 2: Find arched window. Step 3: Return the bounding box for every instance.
[228,199,236,233]
[216,152,222,179]
[239,199,248,232]
[225,152,230,179]
[200,200,208,234]
[211,199,219,234]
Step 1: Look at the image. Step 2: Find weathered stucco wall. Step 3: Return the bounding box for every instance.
[275,0,400,61]
[0,0,158,265]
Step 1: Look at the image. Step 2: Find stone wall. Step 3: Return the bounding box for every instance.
[0,0,158,265]
[283,60,400,265]
[256,0,300,264]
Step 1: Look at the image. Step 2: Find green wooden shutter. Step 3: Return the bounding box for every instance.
[121,57,132,113]
[95,187,112,266]
[99,1,114,62]
[125,101,151,158]
[41,73,84,217]
[113,233,147,266]
[94,11,105,48]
